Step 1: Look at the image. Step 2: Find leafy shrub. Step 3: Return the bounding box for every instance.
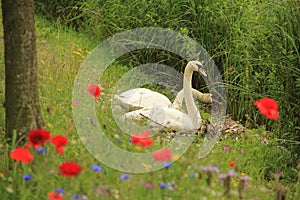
[35,0,84,30]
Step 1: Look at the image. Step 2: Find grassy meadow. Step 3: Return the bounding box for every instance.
[1,0,300,199]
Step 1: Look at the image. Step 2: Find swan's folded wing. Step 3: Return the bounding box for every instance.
[113,94,143,111]
[114,88,173,111]
[149,106,194,131]
[122,107,152,121]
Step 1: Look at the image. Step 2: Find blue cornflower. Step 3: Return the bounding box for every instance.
[189,172,195,179]
[72,194,82,199]
[23,174,32,181]
[91,164,103,172]
[55,188,64,194]
[163,162,172,169]
[116,139,123,144]
[120,174,132,180]
[36,147,47,153]
[159,182,168,189]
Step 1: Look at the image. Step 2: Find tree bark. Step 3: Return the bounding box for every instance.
[2,0,44,140]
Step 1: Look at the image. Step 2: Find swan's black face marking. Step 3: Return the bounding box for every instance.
[195,63,203,68]
[197,64,207,77]
[190,61,207,77]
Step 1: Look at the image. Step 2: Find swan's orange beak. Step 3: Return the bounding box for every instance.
[198,66,207,77]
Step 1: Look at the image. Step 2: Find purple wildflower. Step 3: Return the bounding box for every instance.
[23,174,32,181]
[55,188,64,194]
[163,162,172,169]
[189,172,195,179]
[120,174,132,180]
[200,165,219,173]
[219,170,236,179]
[159,182,168,189]
[274,171,283,178]
[220,170,236,196]
[200,165,220,186]
[91,164,103,172]
[227,170,236,177]
[240,175,250,181]
[239,174,251,199]
[36,147,47,153]
[82,195,88,200]
[219,173,228,179]
[72,194,82,199]
[223,145,230,151]
[142,182,155,188]
[207,166,220,173]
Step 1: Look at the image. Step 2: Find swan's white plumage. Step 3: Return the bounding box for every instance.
[114,88,211,112]
[122,106,194,131]
[114,88,172,111]
[116,61,207,131]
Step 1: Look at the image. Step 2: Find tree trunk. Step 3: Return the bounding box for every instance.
[2,0,44,141]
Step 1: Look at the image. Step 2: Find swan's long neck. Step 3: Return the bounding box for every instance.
[183,64,201,129]
[173,89,211,110]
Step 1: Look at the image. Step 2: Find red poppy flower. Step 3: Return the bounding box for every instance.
[58,161,82,177]
[48,192,63,200]
[254,97,279,120]
[132,131,154,147]
[27,129,51,148]
[229,160,236,168]
[87,84,101,99]
[139,139,154,147]
[50,135,68,154]
[9,147,34,164]
[153,148,172,162]
[71,100,79,106]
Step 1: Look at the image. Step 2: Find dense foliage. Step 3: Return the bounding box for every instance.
[35,0,299,163]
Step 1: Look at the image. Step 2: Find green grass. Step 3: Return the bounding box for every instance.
[34,0,300,152]
[0,13,300,200]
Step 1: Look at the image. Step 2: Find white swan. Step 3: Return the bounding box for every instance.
[122,61,207,131]
[114,86,211,112]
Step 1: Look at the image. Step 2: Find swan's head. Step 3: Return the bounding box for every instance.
[188,61,207,77]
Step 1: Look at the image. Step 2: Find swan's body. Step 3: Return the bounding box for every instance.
[114,87,211,112]
[114,88,172,111]
[120,61,207,131]
[124,106,195,130]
